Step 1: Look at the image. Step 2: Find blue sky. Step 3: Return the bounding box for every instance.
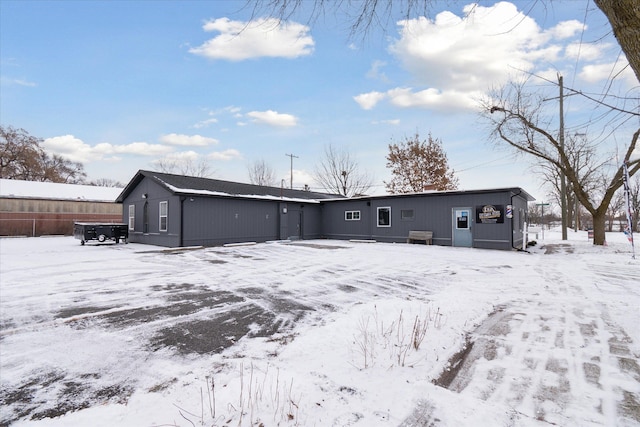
[1,0,637,201]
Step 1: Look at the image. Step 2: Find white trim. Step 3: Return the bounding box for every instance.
[345,210,361,221]
[159,201,168,232]
[377,206,391,227]
[128,205,135,230]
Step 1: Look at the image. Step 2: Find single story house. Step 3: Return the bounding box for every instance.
[0,179,123,237]
[116,170,535,250]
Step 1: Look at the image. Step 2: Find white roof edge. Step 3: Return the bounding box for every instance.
[163,183,321,204]
[0,179,123,202]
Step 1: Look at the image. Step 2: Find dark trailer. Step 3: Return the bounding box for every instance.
[74,222,128,245]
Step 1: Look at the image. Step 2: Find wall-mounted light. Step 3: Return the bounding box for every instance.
[142,193,148,199]
[282,207,288,214]
[189,197,194,202]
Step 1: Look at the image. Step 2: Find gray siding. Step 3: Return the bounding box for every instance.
[183,197,279,247]
[119,174,531,251]
[322,190,529,250]
[122,178,180,247]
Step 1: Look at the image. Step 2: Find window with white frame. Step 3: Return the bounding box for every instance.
[377,207,391,227]
[159,201,168,232]
[345,210,361,221]
[128,205,135,230]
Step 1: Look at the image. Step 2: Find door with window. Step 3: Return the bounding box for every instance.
[452,208,472,247]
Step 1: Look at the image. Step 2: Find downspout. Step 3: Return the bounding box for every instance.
[510,189,525,252]
[179,196,186,247]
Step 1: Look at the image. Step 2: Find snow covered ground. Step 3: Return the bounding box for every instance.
[1,231,638,426]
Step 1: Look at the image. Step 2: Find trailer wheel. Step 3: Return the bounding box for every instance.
[98,234,106,242]
[80,240,85,246]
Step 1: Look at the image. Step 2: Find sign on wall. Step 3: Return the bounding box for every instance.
[476,204,504,224]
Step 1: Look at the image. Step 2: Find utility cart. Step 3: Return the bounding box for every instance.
[74,222,128,245]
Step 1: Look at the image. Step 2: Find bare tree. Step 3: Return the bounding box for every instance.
[1,126,45,180]
[481,81,640,245]
[89,178,124,188]
[314,144,373,197]
[250,0,640,83]
[385,132,458,193]
[40,153,86,184]
[155,156,214,178]
[535,133,602,230]
[606,190,625,232]
[1,125,86,183]
[247,159,276,186]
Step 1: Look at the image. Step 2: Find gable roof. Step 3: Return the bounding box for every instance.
[116,170,343,203]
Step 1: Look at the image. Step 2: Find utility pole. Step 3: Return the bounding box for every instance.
[558,74,568,241]
[285,153,298,189]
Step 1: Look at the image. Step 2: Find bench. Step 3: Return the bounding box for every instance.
[407,230,433,245]
[526,227,542,240]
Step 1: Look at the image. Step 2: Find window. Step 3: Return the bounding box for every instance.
[401,209,414,220]
[345,210,361,221]
[377,207,391,227]
[456,210,470,229]
[159,201,168,232]
[128,205,135,230]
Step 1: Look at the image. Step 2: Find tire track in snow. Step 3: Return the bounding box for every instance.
[433,249,640,426]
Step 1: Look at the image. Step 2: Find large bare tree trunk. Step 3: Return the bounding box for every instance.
[592,210,608,245]
[594,0,640,83]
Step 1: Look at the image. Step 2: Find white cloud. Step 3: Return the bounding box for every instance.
[356,2,588,112]
[246,110,298,127]
[546,20,584,40]
[42,135,96,163]
[281,169,315,189]
[579,60,636,86]
[208,149,242,161]
[95,142,174,156]
[43,135,173,163]
[159,133,219,146]
[565,42,606,61]
[387,87,481,111]
[372,119,401,125]
[0,76,37,87]
[13,78,37,87]
[193,118,218,129]
[156,151,199,162]
[366,60,389,82]
[353,91,386,110]
[189,17,314,61]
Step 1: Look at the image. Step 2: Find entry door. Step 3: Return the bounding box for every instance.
[287,209,303,240]
[452,208,472,247]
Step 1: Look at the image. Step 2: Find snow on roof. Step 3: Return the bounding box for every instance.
[162,182,321,204]
[0,179,122,202]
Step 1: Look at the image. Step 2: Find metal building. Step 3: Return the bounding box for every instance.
[0,179,122,237]
[115,170,339,247]
[117,170,534,250]
[320,189,534,250]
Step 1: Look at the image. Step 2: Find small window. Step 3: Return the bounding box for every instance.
[345,210,361,221]
[377,207,391,227]
[159,201,168,232]
[456,210,469,229]
[128,205,135,230]
[401,209,414,220]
